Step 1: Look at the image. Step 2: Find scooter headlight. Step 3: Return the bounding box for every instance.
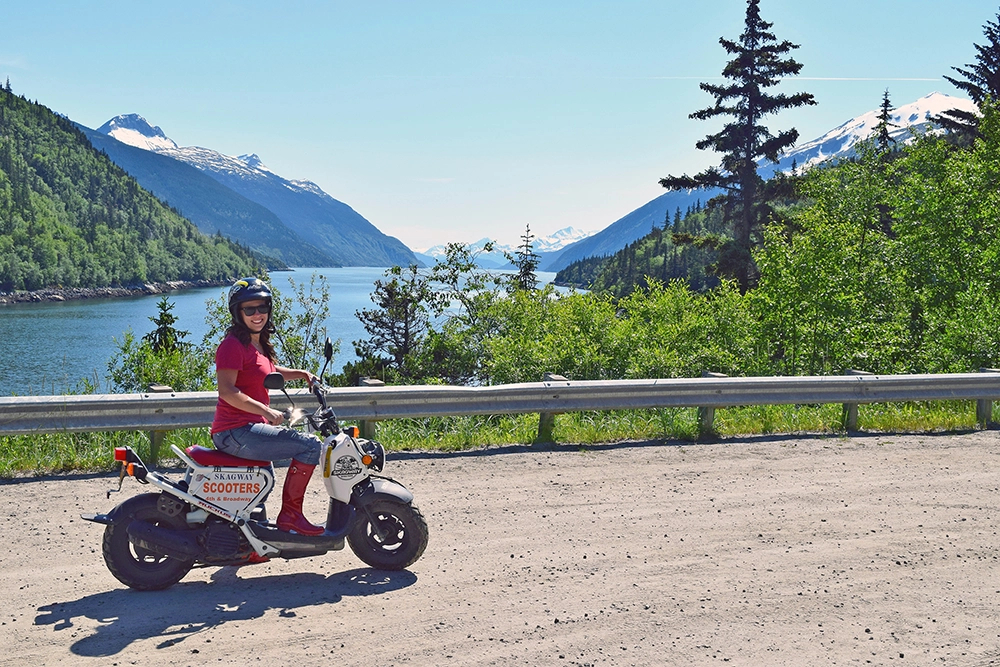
[360,440,385,473]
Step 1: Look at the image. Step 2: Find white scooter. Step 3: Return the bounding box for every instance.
[82,339,428,590]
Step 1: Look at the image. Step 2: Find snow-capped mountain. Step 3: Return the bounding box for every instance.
[415,238,509,269]
[534,227,594,253]
[97,114,178,152]
[415,227,594,270]
[764,92,978,175]
[78,123,335,267]
[93,114,417,268]
[418,227,592,258]
[545,92,977,272]
[102,115,346,204]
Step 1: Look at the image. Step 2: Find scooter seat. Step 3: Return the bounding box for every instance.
[186,445,270,468]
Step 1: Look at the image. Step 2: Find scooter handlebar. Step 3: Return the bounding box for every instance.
[311,381,330,410]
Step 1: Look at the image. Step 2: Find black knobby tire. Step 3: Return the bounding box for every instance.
[102,493,194,591]
[348,498,428,570]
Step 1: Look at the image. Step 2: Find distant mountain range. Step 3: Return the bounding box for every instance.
[542,92,978,272]
[80,114,417,268]
[415,227,594,270]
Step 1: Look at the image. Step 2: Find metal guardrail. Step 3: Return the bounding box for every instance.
[2,371,999,437]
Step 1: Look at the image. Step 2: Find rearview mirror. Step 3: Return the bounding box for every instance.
[263,373,285,390]
[324,338,334,361]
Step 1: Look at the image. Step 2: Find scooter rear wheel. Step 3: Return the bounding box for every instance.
[348,498,428,570]
[102,493,194,590]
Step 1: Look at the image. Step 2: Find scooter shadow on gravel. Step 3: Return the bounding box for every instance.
[33,566,416,657]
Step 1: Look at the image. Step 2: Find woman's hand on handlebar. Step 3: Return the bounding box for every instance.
[309,375,332,394]
[265,407,285,426]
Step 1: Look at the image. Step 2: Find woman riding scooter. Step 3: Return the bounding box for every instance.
[210,277,325,537]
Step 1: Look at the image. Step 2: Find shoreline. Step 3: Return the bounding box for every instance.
[0,279,229,305]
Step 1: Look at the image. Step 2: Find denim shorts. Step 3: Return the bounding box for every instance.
[211,422,322,466]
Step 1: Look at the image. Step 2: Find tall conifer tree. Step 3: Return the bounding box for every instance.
[874,89,897,153]
[936,10,1000,140]
[660,0,815,292]
[507,224,540,292]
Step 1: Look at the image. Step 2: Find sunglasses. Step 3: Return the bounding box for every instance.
[240,304,271,316]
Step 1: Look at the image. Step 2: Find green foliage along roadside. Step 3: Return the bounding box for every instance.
[755,106,1000,375]
[0,87,262,291]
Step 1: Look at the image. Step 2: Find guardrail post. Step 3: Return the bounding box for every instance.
[536,373,568,443]
[146,384,174,465]
[698,372,728,437]
[977,368,1000,428]
[841,370,873,431]
[358,377,385,439]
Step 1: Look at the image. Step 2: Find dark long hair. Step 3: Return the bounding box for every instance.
[224,317,277,361]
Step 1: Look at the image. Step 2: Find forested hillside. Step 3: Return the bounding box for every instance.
[0,87,261,291]
[555,201,726,296]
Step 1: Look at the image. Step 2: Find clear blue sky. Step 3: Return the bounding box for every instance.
[1,1,995,250]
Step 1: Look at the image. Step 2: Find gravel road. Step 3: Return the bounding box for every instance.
[2,430,1000,666]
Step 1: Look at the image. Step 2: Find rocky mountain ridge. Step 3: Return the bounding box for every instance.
[92,114,417,268]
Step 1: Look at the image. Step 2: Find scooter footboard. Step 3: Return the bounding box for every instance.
[247,518,351,552]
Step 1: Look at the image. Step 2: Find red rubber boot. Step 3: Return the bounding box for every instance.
[276,462,325,536]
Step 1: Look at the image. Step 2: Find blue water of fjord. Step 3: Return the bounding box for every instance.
[0,268,559,396]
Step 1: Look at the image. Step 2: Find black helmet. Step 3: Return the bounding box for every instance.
[228,277,272,317]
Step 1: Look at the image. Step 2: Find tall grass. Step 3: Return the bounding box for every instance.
[0,401,988,477]
[0,428,212,477]
[713,400,980,436]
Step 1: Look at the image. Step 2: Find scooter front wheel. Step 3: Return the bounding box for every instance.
[102,493,194,590]
[348,498,428,570]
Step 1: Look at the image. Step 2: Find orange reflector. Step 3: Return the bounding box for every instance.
[114,447,128,461]
[126,463,135,476]
[345,426,359,437]
[362,455,373,466]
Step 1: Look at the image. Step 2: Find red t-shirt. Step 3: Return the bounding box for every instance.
[211,335,277,433]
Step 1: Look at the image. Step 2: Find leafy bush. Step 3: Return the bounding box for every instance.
[106,274,334,394]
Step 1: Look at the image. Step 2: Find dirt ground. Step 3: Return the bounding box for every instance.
[2,430,1000,666]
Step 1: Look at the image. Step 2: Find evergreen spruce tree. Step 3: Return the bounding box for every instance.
[659,0,815,292]
[507,224,540,292]
[143,296,189,353]
[873,89,897,153]
[935,10,1000,140]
